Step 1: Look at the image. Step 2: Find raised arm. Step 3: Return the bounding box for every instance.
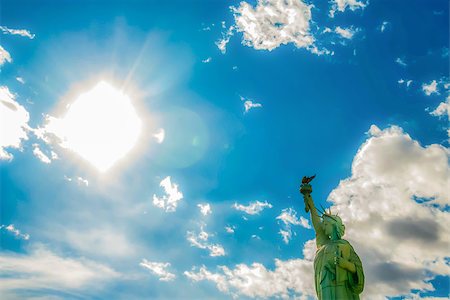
[300,184,322,232]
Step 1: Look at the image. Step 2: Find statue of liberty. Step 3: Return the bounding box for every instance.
[300,176,364,299]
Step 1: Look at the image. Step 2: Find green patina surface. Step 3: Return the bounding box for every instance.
[300,183,365,299]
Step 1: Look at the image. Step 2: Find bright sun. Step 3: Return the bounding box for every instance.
[46,81,142,172]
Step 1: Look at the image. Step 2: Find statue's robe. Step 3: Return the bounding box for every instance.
[314,230,364,299]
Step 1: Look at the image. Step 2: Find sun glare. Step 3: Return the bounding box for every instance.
[49,81,142,172]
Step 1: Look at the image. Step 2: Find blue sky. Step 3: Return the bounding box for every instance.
[1,0,449,299]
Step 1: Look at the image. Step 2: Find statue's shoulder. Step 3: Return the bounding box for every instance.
[337,239,350,245]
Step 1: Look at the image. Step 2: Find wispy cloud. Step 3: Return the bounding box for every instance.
[0,45,12,66]
[187,225,225,257]
[197,203,212,216]
[0,86,30,160]
[202,57,212,63]
[395,57,407,66]
[153,176,183,212]
[1,224,30,240]
[398,79,413,88]
[153,128,165,144]
[140,259,176,281]
[16,77,25,84]
[379,21,390,32]
[233,200,272,215]
[32,144,52,164]
[0,245,119,295]
[276,208,311,244]
[0,26,35,39]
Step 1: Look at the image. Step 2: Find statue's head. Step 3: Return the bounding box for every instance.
[322,214,345,239]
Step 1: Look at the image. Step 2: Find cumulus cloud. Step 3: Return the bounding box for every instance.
[1,224,30,240]
[335,26,360,39]
[276,208,311,244]
[329,0,368,18]
[422,80,439,96]
[230,0,319,53]
[187,225,225,257]
[233,200,272,215]
[0,26,35,39]
[140,259,176,281]
[0,86,30,160]
[186,125,449,299]
[0,244,119,296]
[0,45,12,66]
[32,144,52,164]
[430,95,450,119]
[184,246,316,299]
[197,203,212,216]
[326,125,450,298]
[153,176,183,212]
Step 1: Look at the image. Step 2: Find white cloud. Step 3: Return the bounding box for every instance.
[140,259,176,281]
[0,246,120,299]
[277,208,311,228]
[326,125,450,298]
[1,224,30,240]
[225,226,235,234]
[0,244,119,296]
[0,45,12,66]
[32,144,52,164]
[16,77,25,84]
[276,208,311,244]
[380,21,390,32]
[0,86,30,160]
[63,175,89,187]
[152,176,183,212]
[422,80,439,96]
[187,225,225,257]
[197,203,212,216]
[184,251,316,299]
[233,200,272,215]
[202,57,212,63]
[0,26,35,39]
[335,26,359,39]
[216,25,234,54]
[230,0,317,53]
[430,95,450,119]
[398,79,413,88]
[396,57,407,66]
[77,176,89,186]
[330,0,368,18]
[244,100,262,113]
[153,128,165,144]
[187,125,450,299]
[241,96,262,113]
